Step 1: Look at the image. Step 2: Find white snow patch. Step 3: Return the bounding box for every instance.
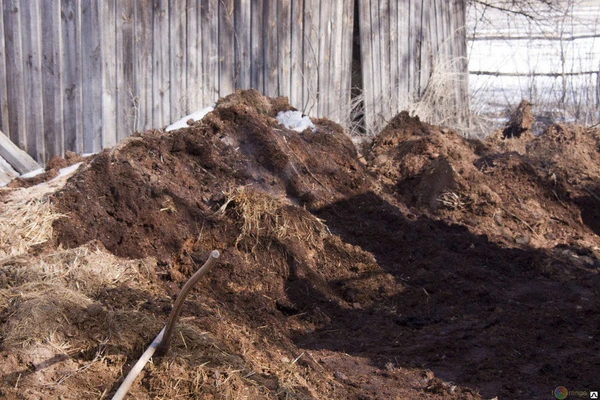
[48,162,83,183]
[82,152,97,158]
[276,111,316,133]
[166,106,214,132]
[20,168,45,179]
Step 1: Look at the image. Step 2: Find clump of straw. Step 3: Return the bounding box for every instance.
[0,198,63,257]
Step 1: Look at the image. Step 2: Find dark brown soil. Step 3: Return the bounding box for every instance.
[43,91,600,398]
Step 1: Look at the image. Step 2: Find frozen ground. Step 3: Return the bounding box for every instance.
[166,106,215,132]
[276,110,317,132]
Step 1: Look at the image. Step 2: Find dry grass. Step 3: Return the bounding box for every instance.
[2,284,92,349]
[149,309,332,399]
[339,55,476,143]
[0,186,166,394]
[220,186,328,250]
[0,198,63,258]
[0,245,152,296]
[404,57,471,132]
[0,185,338,398]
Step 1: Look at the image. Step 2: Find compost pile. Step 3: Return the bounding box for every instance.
[0,90,598,399]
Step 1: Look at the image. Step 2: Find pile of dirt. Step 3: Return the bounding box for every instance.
[1,90,599,399]
[369,111,600,252]
[361,112,600,396]
[52,89,367,261]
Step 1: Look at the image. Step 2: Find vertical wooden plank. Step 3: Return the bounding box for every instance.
[218,0,235,97]
[116,0,135,140]
[412,0,422,97]
[0,6,9,141]
[447,0,457,114]
[0,6,8,143]
[436,0,448,60]
[419,0,432,95]
[101,0,116,149]
[596,72,599,111]
[456,0,469,122]
[134,0,153,132]
[250,0,264,93]
[21,0,45,161]
[433,0,443,57]
[389,0,398,113]
[302,0,319,114]
[369,0,381,127]
[317,0,330,117]
[263,1,278,97]
[290,0,304,109]
[81,0,102,153]
[41,0,64,159]
[60,0,82,155]
[277,0,291,98]
[379,0,390,121]
[195,0,206,105]
[329,0,344,122]
[170,0,186,119]
[449,0,461,120]
[358,0,374,134]
[201,0,218,105]
[152,0,170,128]
[3,0,26,151]
[186,0,202,111]
[235,0,251,89]
[234,0,251,89]
[400,0,411,98]
[341,0,354,117]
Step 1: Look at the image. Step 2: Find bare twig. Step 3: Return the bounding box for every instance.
[501,207,542,239]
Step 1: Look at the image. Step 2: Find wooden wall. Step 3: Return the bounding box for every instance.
[0,0,467,164]
[358,0,469,134]
[0,0,354,164]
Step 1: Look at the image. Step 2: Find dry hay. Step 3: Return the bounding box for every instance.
[2,284,93,350]
[0,187,166,396]
[0,169,83,258]
[221,186,328,250]
[0,185,340,399]
[0,198,63,258]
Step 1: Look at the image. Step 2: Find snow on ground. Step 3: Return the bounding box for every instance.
[166,106,214,132]
[49,163,83,183]
[276,111,316,132]
[467,1,600,123]
[19,168,45,179]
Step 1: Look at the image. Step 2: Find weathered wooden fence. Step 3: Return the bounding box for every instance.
[358,0,468,133]
[0,0,467,165]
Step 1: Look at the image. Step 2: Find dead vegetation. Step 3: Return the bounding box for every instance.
[0,198,62,258]
[0,175,343,399]
[221,186,328,250]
